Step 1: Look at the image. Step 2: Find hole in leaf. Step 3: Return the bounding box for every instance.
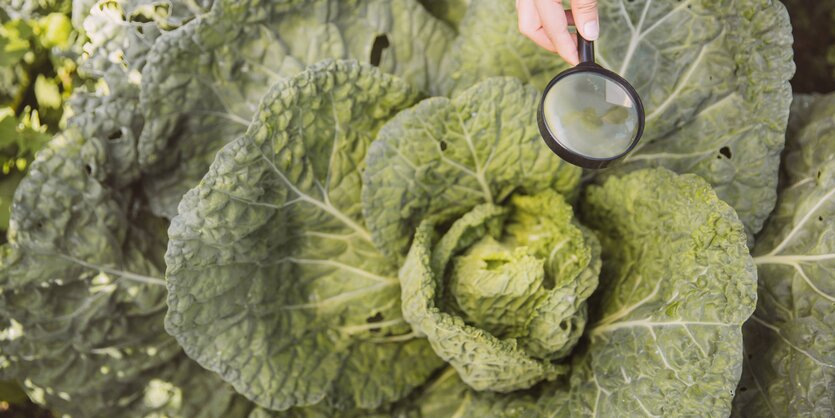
[84,164,93,175]
[369,34,390,67]
[108,130,122,141]
[367,312,384,333]
[719,146,732,159]
[559,321,569,331]
[819,216,824,222]
[484,258,509,270]
[440,141,448,151]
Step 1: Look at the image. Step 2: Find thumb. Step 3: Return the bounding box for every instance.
[570,0,599,41]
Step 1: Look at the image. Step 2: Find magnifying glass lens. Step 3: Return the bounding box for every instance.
[542,72,640,160]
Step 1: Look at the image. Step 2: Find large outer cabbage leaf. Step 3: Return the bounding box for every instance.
[68,0,213,187]
[436,0,569,96]
[0,130,250,417]
[439,0,793,239]
[76,0,212,88]
[417,0,470,29]
[732,94,835,417]
[138,0,454,218]
[393,368,541,418]
[390,168,757,416]
[399,192,600,392]
[362,77,580,257]
[164,60,444,412]
[596,0,794,239]
[537,168,756,417]
[0,3,259,414]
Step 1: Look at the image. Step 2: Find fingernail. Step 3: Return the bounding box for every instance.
[584,20,599,40]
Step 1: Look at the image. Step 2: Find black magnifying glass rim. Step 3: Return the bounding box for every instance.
[537,62,645,170]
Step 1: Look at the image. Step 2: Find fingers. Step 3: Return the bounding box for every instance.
[517,0,558,53]
[570,0,599,40]
[534,0,579,65]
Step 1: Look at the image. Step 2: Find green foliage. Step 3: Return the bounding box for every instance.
[362,76,580,257]
[137,0,454,217]
[165,60,443,412]
[0,5,79,234]
[400,191,599,391]
[732,93,835,417]
[594,0,795,239]
[0,0,814,417]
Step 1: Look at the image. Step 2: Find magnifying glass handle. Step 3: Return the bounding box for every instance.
[578,35,595,65]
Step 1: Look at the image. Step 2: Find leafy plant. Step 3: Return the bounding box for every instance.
[1,0,820,417]
[732,93,835,417]
[0,3,78,235]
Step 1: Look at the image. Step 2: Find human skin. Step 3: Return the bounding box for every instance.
[516,0,599,65]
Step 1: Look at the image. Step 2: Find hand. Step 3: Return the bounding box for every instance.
[517,0,599,65]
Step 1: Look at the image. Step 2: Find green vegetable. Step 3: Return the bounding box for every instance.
[0,130,247,417]
[732,93,835,417]
[0,0,809,416]
[439,0,795,239]
[362,77,580,257]
[165,60,443,411]
[436,0,569,96]
[398,168,757,417]
[0,4,79,235]
[0,2,255,416]
[137,0,454,217]
[400,191,599,391]
[596,0,795,239]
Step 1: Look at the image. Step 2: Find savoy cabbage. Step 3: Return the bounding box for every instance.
[2,0,824,417]
[732,93,835,417]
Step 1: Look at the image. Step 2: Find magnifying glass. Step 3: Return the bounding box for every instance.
[537,35,645,169]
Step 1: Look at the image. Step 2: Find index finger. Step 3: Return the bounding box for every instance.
[533,0,579,65]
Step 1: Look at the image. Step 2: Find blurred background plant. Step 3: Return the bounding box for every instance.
[1,1,79,416]
[0,0,80,241]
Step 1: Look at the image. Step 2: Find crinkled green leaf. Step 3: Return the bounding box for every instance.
[399,191,600,391]
[595,0,794,238]
[534,168,756,417]
[0,130,173,416]
[138,0,454,218]
[247,402,392,418]
[362,77,580,258]
[12,352,253,418]
[77,0,212,88]
[67,84,143,187]
[732,94,835,417]
[0,126,251,416]
[393,368,542,418]
[69,0,212,206]
[436,0,569,96]
[417,0,470,29]
[440,0,793,237]
[72,0,211,30]
[165,60,444,412]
